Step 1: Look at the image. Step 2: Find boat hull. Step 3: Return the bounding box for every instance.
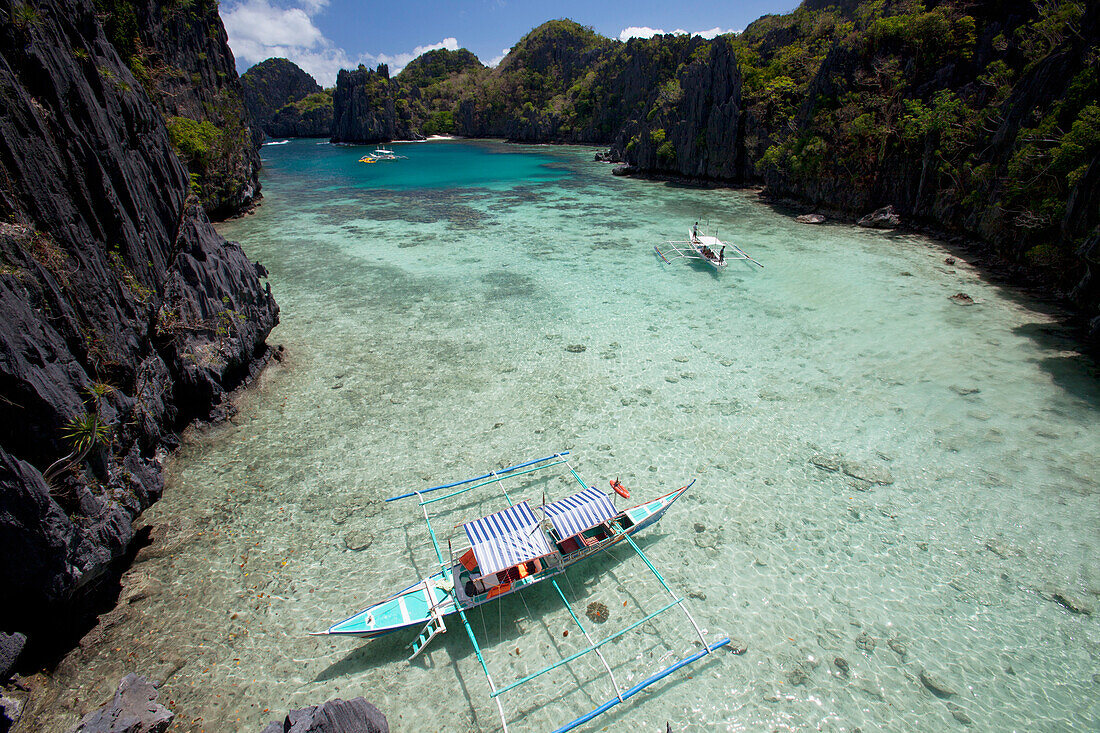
[316,484,690,638]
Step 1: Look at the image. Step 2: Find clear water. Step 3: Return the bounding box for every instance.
[29,139,1100,731]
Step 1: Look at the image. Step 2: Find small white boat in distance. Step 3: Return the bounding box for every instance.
[655,223,763,271]
[370,146,407,160]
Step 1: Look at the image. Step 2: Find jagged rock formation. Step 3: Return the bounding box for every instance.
[260,697,388,733]
[241,57,332,138]
[331,64,422,143]
[0,0,277,661]
[95,0,261,218]
[614,36,746,180]
[69,673,173,733]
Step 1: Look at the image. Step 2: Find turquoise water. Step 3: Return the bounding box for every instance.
[31,139,1099,731]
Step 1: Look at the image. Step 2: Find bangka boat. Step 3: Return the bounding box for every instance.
[313,452,729,732]
[358,147,407,164]
[655,224,763,271]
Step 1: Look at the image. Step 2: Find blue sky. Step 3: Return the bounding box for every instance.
[221,0,799,87]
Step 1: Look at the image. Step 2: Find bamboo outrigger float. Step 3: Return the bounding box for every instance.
[655,223,763,270]
[313,452,729,731]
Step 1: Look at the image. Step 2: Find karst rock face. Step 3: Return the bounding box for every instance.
[0,0,277,655]
[111,0,263,218]
[241,57,332,139]
[332,64,423,143]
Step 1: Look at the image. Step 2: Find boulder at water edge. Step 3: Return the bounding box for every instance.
[68,674,173,733]
[857,205,901,229]
[260,697,388,733]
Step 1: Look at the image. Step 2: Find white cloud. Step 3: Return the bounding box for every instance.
[693,26,737,39]
[366,37,460,76]
[487,47,511,68]
[618,25,736,42]
[619,26,684,41]
[222,0,463,85]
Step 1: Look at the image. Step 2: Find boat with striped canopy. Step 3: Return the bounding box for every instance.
[312,452,729,732]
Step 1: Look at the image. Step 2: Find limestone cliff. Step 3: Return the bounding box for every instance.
[331,64,421,143]
[96,0,261,218]
[0,0,277,658]
[241,57,331,139]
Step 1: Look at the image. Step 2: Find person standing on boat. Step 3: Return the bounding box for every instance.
[719,246,725,264]
[692,222,699,242]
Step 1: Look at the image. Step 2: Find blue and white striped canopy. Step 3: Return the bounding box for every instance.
[463,501,553,577]
[542,487,618,540]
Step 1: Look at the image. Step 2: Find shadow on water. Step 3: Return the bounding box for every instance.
[1013,321,1100,409]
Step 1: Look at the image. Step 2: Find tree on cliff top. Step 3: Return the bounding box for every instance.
[397,48,484,88]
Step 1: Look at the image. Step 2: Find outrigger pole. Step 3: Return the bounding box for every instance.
[387,452,569,503]
[413,489,510,731]
[393,455,725,732]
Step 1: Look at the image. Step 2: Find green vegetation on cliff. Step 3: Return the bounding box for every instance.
[94,0,260,218]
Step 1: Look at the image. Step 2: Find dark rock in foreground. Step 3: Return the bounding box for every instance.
[0,0,278,658]
[0,633,26,680]
[69,674,173,733]
[260,697,388,733]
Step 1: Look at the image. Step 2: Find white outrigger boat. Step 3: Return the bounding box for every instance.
[314,452,729,732]
[655,223,763,270]
[359,146,407,163]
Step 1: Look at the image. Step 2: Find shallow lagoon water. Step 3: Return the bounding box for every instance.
[31,139,1099,731]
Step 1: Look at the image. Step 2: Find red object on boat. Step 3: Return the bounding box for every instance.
[609,478,630,499]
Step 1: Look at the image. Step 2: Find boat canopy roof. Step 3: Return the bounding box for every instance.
[463,500,553,576]
[542,487,617,540]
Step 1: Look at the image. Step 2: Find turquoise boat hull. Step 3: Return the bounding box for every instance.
[316,484,690,638]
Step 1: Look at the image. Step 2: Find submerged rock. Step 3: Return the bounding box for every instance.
[855,632,876,653]
[565,344,586,353]
[1050,590,1093,615]
[343,531,374,551]
[857,205,901,229]
[260,697,388,733]
[69,674,173,733]
[811,455,841,473]
[833,656,850,675]
[786,663,810,686]
[887,636,908,660]
[795,214,826,224]
[983,538,1024,558]
[950,292,976,305]
[919,667,958,698]
[946,702,973,725]
[728,638,748,654]
[840,460,893,485]
[586,601,609,624]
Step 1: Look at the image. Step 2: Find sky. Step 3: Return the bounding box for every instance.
[220,0,799,87]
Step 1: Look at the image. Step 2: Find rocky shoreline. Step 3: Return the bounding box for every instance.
[0,0,278,686]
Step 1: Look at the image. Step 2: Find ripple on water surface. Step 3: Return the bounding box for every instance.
[32,139,1100,732]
